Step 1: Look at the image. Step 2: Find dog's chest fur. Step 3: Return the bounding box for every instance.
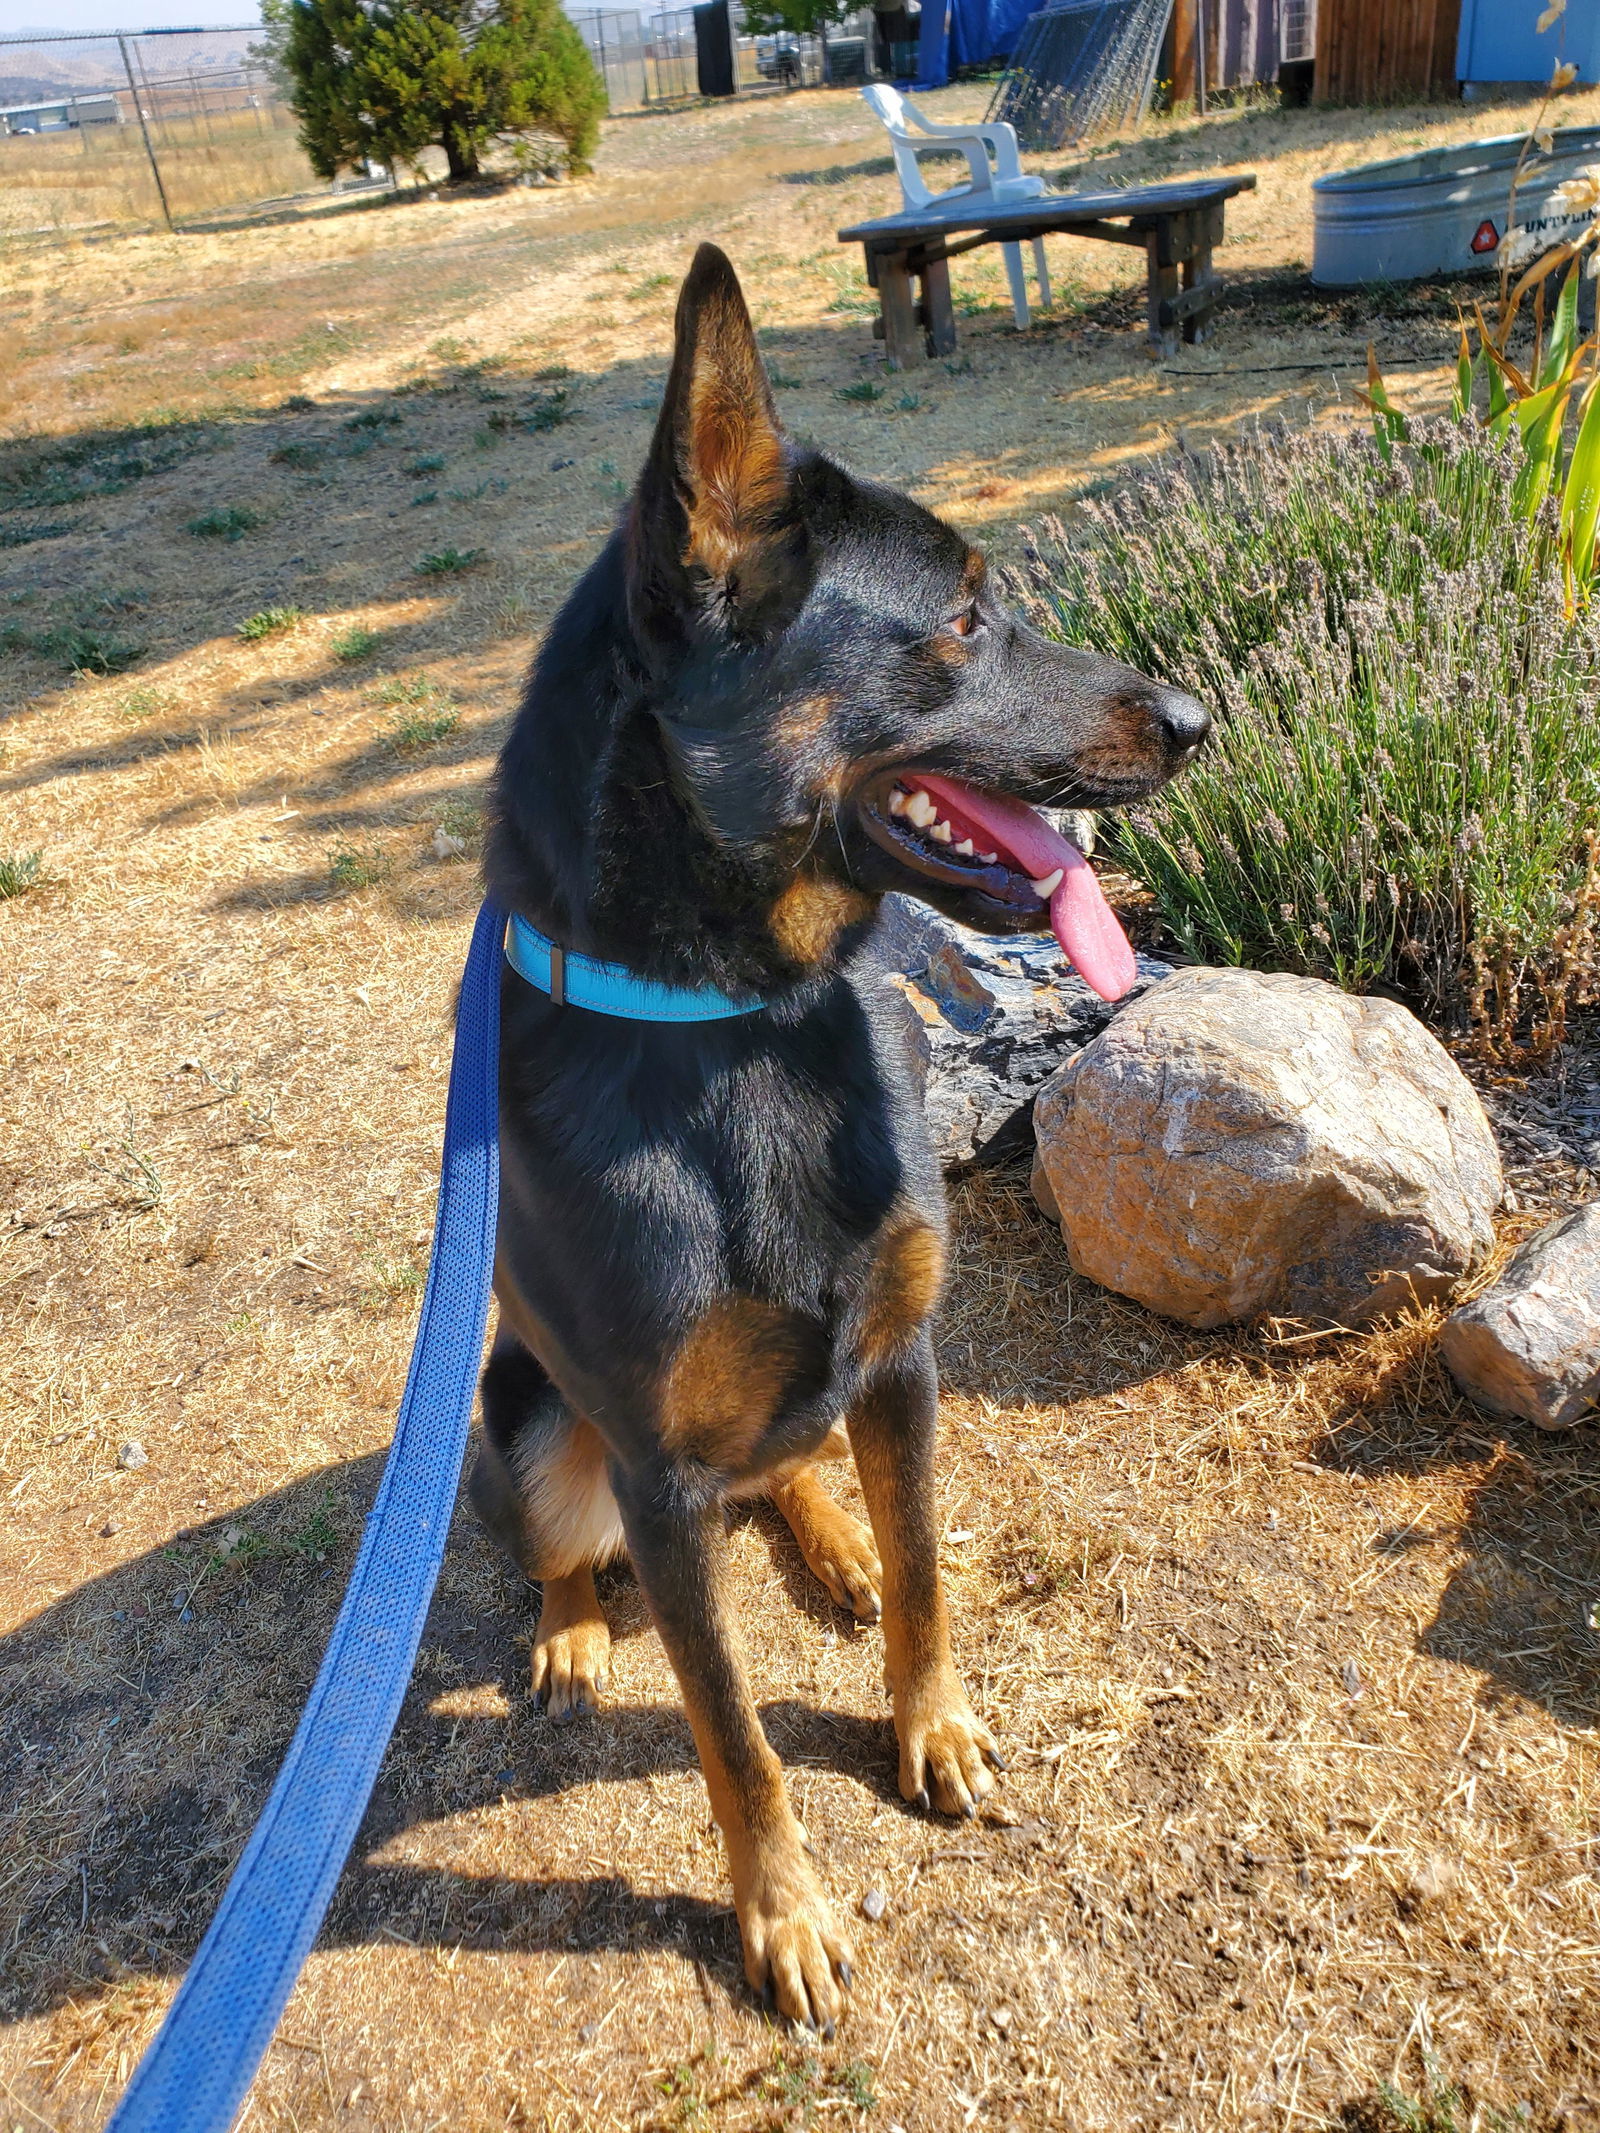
[491,952,944,1484]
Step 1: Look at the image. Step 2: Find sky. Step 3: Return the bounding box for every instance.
[0,1,264,32]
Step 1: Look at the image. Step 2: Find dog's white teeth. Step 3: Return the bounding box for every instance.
[1030,868,1065,900]
[954,838,975,857]
[930,820,953,844]
[888,787,909,816]
[903,789,937,828]
[977,849,999,865]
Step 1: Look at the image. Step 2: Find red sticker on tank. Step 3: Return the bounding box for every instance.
[1471,219,1500,254]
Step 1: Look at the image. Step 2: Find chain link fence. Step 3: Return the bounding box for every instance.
[0,26,352,240]
[0,9,890,243]
[571,6,883,107]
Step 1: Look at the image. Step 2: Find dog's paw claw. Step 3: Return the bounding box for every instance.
[896,1675,1003,1819]
[742,1877,854,2036]
[530,1611,611,1722]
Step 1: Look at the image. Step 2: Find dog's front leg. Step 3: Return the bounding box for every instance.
[848,1333,1004,1817]
[614,1461,854,2031]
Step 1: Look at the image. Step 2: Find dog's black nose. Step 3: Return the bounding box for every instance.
[1152,685,1212,759]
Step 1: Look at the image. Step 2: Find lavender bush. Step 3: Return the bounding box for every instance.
[1013,417,1600,1055]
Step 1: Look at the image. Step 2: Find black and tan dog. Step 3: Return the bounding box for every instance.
[475,244,1208,2031]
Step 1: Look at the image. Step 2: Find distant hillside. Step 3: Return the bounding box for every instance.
[0,30,263,102]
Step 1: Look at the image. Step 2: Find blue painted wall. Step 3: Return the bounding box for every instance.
[1458,0,1600,85]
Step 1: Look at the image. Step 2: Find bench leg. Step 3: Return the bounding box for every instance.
[1145,217,1182,358]
[877,249,923,370]
[920,254,957,358]
[1181,203,1223,344]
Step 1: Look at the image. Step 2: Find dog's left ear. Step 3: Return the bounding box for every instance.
[628,243,795,644]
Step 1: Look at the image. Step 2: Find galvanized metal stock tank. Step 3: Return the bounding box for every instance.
[1312,126,1600,286]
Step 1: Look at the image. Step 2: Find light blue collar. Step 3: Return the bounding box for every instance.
[503,912,765,1022]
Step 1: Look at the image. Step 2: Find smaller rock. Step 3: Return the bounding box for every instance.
[1442,1205,1600,1429]
[101,1519,122,1538]
[431,826,466,862]
[861,1886,888,1922]
[118,1440,148,1471]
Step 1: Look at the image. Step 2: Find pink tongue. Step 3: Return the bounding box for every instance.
[914,773,1138,1003]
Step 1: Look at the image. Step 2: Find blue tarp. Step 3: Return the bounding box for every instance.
[917,0,1035,88]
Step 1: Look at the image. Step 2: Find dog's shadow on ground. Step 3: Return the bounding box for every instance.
[0,1447,902,2027]
[9,1330,1600,2034]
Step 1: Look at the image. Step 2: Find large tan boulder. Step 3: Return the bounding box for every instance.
[1032,967,1502,1329]
[1441,1207,1600,1429]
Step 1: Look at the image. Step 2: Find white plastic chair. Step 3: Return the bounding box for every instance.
[861,83,1052,329]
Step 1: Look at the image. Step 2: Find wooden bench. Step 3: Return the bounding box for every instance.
[837,173,1257,367]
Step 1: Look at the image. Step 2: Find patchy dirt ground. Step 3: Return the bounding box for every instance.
[4,79,1600,2133]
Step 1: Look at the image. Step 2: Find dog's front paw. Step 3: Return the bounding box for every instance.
[895,1674,1003,1818]
[803,1508,882,1623]
[737,1865,854,2036]
[531,1611,611,1721]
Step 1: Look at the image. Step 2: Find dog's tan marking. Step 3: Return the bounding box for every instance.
[676,1654,853,2030]
[771,1464,882,1621]
[926,550,989,662]
[848,1380,1002,1817]
[773,695,852,800]
[661,1296,810,1469]
[860,1220,945,1369]
[526,1416,625,1579]
[769,874,874,966]
[682,296,788,580]
[774,692,836,747]
[531,1567,612,1720]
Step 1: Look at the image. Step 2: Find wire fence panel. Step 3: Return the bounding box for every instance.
[0,26,350,241]
[989,0,1173,149]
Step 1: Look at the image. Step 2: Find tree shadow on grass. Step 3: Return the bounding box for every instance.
[0,1445,904,2035]
[0,263,1468,753]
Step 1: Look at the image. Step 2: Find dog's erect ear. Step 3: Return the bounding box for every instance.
[628,244,793,643]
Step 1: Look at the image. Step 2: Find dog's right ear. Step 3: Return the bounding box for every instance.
[627,244,796,649]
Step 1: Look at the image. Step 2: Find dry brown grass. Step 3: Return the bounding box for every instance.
[3,79,1600,2133]
[0,109,320,241]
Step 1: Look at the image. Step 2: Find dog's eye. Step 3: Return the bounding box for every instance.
[945,606,980,639]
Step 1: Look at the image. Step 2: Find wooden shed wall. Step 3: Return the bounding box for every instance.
[1314,0,1461,101]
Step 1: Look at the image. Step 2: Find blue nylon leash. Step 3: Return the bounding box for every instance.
[108,899,503,2133]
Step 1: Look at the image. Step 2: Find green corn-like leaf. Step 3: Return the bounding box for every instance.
[1486,352,1513,433]
[1543,258,1584,392]
[1453,321,1477,421]
[1361,345,1408,460]
[1562,374,1600,587]
[1514,370,1577,518]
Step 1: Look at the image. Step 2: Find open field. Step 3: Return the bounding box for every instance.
[0,107,321,240]
[4,81,1600,2132]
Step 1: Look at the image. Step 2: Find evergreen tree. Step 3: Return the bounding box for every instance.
[741,0,857,39]
[279,0,605,186]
